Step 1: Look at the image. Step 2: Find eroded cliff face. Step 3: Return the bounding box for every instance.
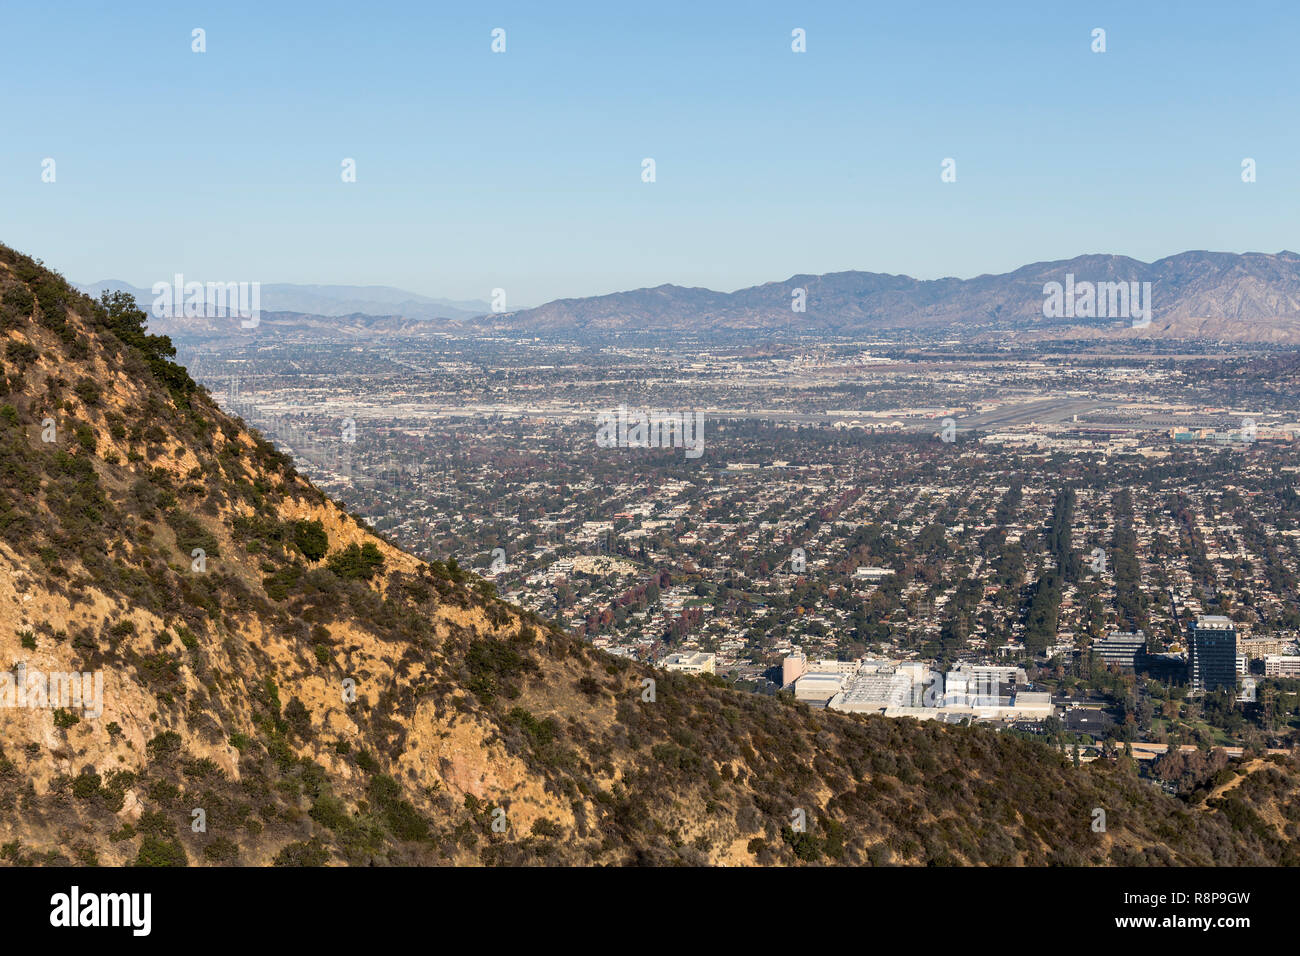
[1,243,1297,868]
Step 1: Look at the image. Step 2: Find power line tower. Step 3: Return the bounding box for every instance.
[1261,683,1277,734]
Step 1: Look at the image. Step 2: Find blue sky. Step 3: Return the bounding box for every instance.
[1,0,1296,305]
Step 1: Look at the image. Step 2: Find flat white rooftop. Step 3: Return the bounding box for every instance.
[1195,615,1235,627]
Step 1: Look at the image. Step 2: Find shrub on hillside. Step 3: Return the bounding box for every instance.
[293,519,328,562]
[327,542,384,580]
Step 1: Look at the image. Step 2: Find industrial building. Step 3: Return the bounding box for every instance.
[782,653,1054,722]
[943,664,1026,707]
[794,671,850,705]
[827,661,931,712]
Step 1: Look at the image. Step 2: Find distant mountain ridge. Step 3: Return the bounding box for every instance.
[482,251,1300,343]
[83,251,1300,344]
[77,279,490,322]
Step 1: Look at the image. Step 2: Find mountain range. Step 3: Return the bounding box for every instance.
[3,240,1299,865]
[81,251,1300,345]
[484,251,1300,343]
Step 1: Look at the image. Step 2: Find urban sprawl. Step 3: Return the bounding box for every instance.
[182,333,1300,774]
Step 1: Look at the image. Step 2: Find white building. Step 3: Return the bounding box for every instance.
[829,661,929,713]
[853,566,893,582]
[794,671,849,704]
[660,652,716,675]
[1264,655,1300,678]
[944,664,1027,707]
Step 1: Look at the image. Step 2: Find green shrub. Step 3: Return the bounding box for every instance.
[263,564,303,601]
[465,638,536,704]
[355,749,380,774]
[146,730,182,760]
[73,424,96,452]
[309,794,352,832]
[135,836,187,867]
[4,341,37,368]
[293,519,329,562]
[202,837,239,864]
[73,377,101,406]
[368,775,430,842]
[530,818,562,839]
[326,542,385,581]
[166,510,219,559]
[72,770,102,799]
[272,837,329,866]
[284,697,313,740]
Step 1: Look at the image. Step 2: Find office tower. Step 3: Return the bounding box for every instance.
[1189,616,1237,694]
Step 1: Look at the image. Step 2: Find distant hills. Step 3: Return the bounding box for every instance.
[482,251,1300,344]
[79,251,1300,345]
[77,279,490,323]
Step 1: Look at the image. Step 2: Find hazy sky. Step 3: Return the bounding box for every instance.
[2,0,1296,306]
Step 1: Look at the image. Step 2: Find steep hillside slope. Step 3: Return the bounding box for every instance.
[0,243,1297,866]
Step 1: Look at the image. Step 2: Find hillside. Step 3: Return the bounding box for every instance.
[0,242,1298,867]
[482,250,1300,343]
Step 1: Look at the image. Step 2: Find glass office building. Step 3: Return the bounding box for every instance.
[1188,615,1238,694]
